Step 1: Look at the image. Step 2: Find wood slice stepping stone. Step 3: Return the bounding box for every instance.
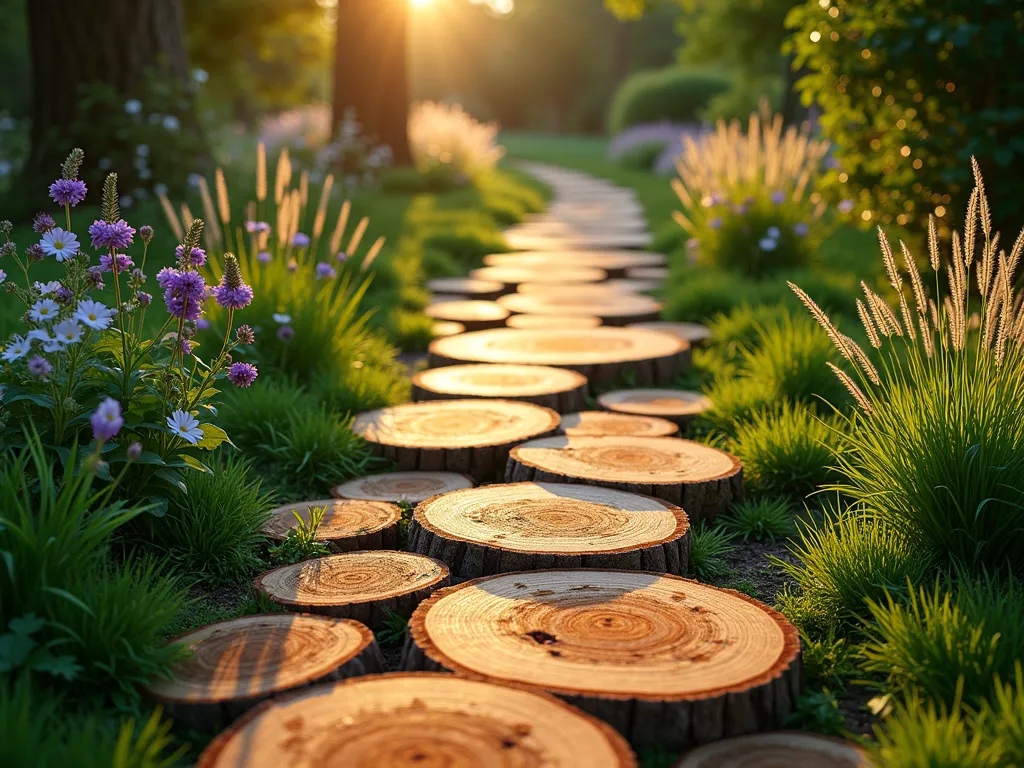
[470,265,608,294]
[409,482,690,577]
[198,672,637,768]
[607,278,662,293]
[484,250,667,279]
[598,389,711,429]
[518,281,635,297]
[412,364,587,413]
[675,732,867,767]
[262,499,401,552]
[144,614,383,730]
[498,291,662,327]
[507,313,602,329]
[432,320,465,337]
[429,328,690,386]
[334,471,474,504]
[402,570,801,749]
[559,411,680,438]
[427,276,504,301]
[505,231,653,252]
[507,436,743,522]
[425,300,510,332]
[352,399,560,481]
[630,321,713,347]
[255,551,450,629]
[627,266,669,280]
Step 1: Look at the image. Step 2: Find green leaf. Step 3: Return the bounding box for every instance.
[8,614,45,636]
[178,454,212,473]
[153,469,187,494]
[196,424,230,450]
[32,651,81,682]
[4,392,57,409]
[146,496,170,517]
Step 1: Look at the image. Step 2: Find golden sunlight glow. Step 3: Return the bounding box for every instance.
[410,0,434,7]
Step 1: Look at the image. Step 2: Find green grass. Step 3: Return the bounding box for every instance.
[687,523,737,580]
[721,497,795,543]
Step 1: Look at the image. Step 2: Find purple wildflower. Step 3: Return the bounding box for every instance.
[131,268,146,282]
[236,324,255,345]
[196,317,211,331]
[27,355,52,379]
[91,398,123,441]
[837,199,855,214]
[245,221,271,234]
[180,338,193,356]
[292,232,310,248]
[0,242,16,258]
[99,253,134,272]
[87,266,105,288]
[336,251,348,262]
[175,245,207,267]
[33,212,56,233]
[227,361,258,388]
[88,219,136,250]
[25,243,44,262]
[316,262,336,280]
[708,217,723,230]
[49,178,88,207]
[257,251,271,264]
[277,325,294,341]
[213,284,253,309]
[793,223,810,237]
[127,442,143,460]
[161,268,206,320]
[139,225,154,243]
[136,291,152,307]
[770,191,786,205]
[54,286,74,304]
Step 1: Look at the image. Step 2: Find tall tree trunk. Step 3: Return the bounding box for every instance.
[333,0,412,166]
[23,0,190,193]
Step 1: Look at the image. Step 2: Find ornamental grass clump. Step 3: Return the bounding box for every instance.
[792,160,1024,573]
[671,109,834,277]
[408,101,505,182]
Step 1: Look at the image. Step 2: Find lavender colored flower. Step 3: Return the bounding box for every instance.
[292,232,310,248]
[86,266,105,288]
[27,355,52,379]
[277,325,294,342]
[708,217,723,230]
[196,317,211,331]
[0,242,15,258]
[793,223,810,237]
[131,268,146,282]
[227,361,258,388]
[213,284,253,309]
[316,262,337,280]
[236,324,255,345]
[49,178,87,207]
[758,237,778,251]
[837,199,855,214]
[99,253,134,272]
[137,291,152,307]
[257,251,272,264]
[336,251,348,263]
[25,243,45,262]
[175,244,207,267]
[91,397,123,441]
[286,259,298,273]
[160,268,206,320]
[180,338,193,356]
[54,286,74,304]
[88,219,136,250]
[245,221,271,234]
[770,191,786,205]
[127,442,143,460]
[766,226,781,239]
[33,212,56,233]
[139,225,154,243]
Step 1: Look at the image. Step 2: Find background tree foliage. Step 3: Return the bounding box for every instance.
[786,0,1024,231]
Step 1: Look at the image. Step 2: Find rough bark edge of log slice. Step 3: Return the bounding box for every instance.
[410,366,588,414]
[407,482,691,576]
[261,499,402,552]
[596,390,711,428]
[674,731,868,767]
[144,614,384,731]
[332,471,476,504]
[558,411,680,438]
[401,571,801,748]
[197,672,639,768]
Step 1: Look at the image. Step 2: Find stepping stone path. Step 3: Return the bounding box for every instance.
[402,570,800,750]
[199,673,637,767]
[255,551,450,629]
[676,732,868,767]
[262,499,401,552]
[188,163,770,761]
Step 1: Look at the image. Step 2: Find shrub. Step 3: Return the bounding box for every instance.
[663,267,763,321]
[983,663,1024,765]
[784,689,846,736]
[268,503,330,565]
[721,497,795,542]
[868,695,999,768]
[688,523,737,580]
[792,164,1024,572]
[799,630,856,690]
[408,101,505,181]
[607,67,731,134]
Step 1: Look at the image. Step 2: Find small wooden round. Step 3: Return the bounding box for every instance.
[262,499,401,552]
[470,265,607,294]
[144,614,383,730]
[507,435,743,522]
[675,732,868,767]
[402,570,801,750]
[412,364,587,413]
[507,313,602,329]
[432,320,466,337]
[427,277,504,301]
[334,471,475,504]
[597,389,711,429]
[255,550,450,629]
[425,300,510,332]
[197,673,638,768]
[630,321,713,347]
[484,250,667,279]
[498,291,662,326]
[559,411,679,438]
[352,399,561,482]
[409,482,690,577]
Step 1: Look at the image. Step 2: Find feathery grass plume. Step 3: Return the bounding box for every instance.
[101,173,119,223]
[329,200,352,257]
[312,174,334,241]
[857,299,881,348]
[787,281,854,362]
[927,214,940,271]
[827,362,872,414]
[918,314,934,357]
[348,216,369,255]
[61,147,85,180]
[179,203,194,230]
[964,186,979,265]
[862,282,902,337]
[361,237,385,272]
[843,334,881,383]
[971,156,991,239]
[179,219,204,266]
[256,141,267,202]
[215,168,230,226]
[274,147,291,205]
[197,176,222,249]
[978,231,999,298]
[900,240,928,318]
[158,192,183,241]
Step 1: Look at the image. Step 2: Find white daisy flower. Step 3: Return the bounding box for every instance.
[0,269,6,284]
[51,320,83,345]
[29,298,60,323]
[166,410,204,445]
[74,299,116,330]
[34,280,62,295]
[272,313,292,324]
[1,335,31,362]
[39,228,80,262]
[26,329,51,345]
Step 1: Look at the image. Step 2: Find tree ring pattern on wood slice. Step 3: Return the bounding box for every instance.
[507,313,602,329]
[432,320,466,337]
[409,482,690,577]
[403,570,800,750]
[629,322,713,347]
[144,614,382,730]
[507,436,743,522]
[428,328,690,386]
[558,411,679,438]
[255,551,450,629]
[498,292,663,327]
[425,300,510,332]
[198,672,638,768]
[484,250,667,279]
[333,471,475,504]
[427,277,504,301]
[675,731,868,767]
[470,265,608,294]
[261,499,401,552]
[597,389,711,428]
[412,364,587,413]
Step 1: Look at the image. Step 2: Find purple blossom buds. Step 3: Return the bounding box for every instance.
[91,397,124,441]
[89,219,136,250]
[236,324,255,345]
[227,361,258,388]
[49,178,88,207]
[316,262,337,280]
[212,253,253,309]
[139,225,154,243]
[277,325,294,341]
[25,243,44,262]
[27,355,52,379]
[33,212,56,233]
[175,244,207,267]
[137,291,152,307]
[292,232,310,248]
[127,442,143,460]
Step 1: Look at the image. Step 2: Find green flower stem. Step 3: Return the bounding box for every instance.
[108,250,132,404]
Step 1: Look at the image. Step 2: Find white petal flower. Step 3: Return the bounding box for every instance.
[272,313,292,324]
[0,269,6,284]
[51,320,83,345]
[39,228,80,262]
[758,237,778,251]
[26,329,51,345]
[34,280,62,295]
[28,298,60,323]
[166,410,204,445]
[1,335,31,362]
[74,299,116,330]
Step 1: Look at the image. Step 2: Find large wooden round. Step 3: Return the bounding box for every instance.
[427,277,504,301]
[403,571,801,749]
[262,499,401,552]
[198,673,637,768]
[429,328,690,386]
[518,282,635,297]
[484,251,667,279]
[559,411,679,438]
[505,231,653,251]
[598,389,711,429]
[334,471,475,504]
[409,483,690,577]
[498,292,662,327]
[255,551,450,629]
[507,436,743,522]
[432,320,466,337]
[412,364,587,413]
[470,265,607,294]
[145,614,383,730]
[676,732,867,767]
[507,313,602,330]
[630,321,713,347]
[352,399,560,482]
[425,300,510,332]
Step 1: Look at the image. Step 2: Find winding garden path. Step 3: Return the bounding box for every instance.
[156,163,865,763]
